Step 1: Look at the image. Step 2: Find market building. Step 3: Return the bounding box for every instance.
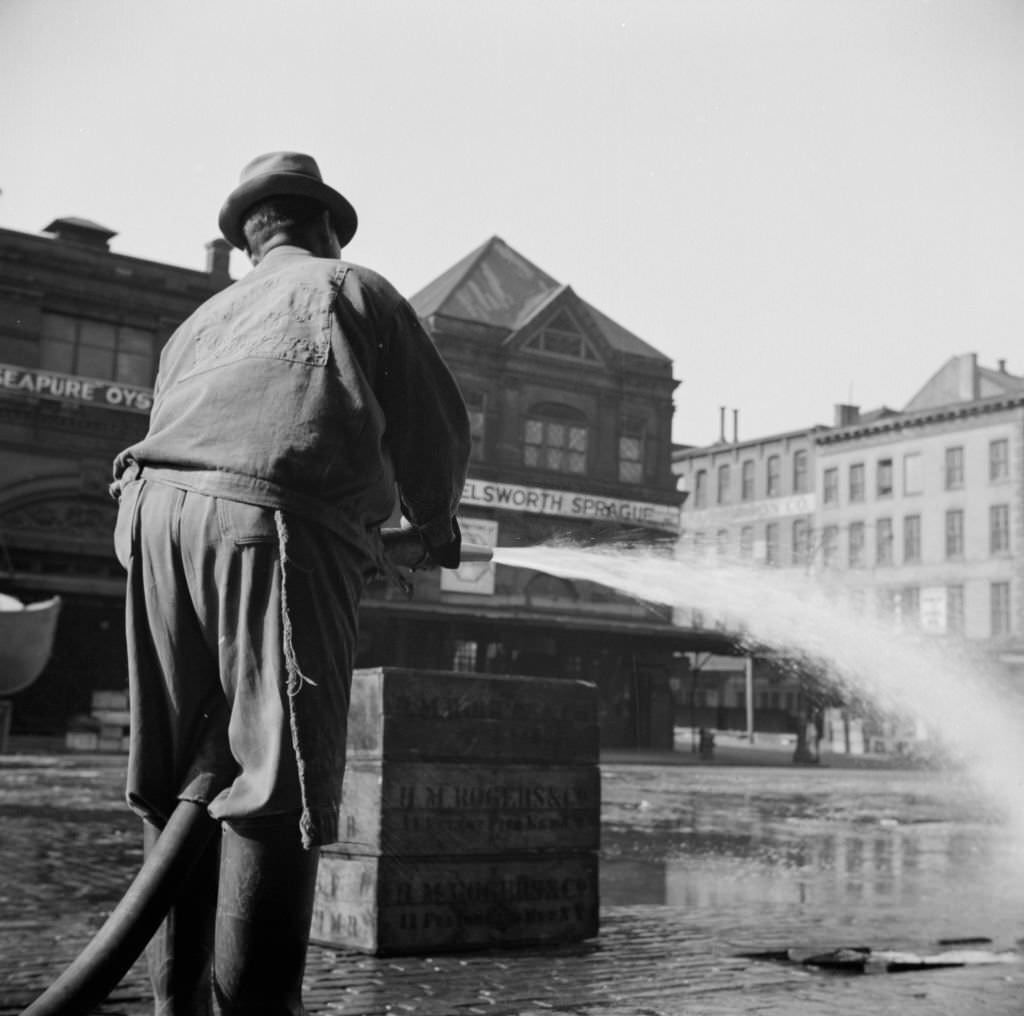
[0,217,232,734]
[355,236,689,748]
[814,354,1024,667]
[2,223,694,748]
[670,353,1024,753]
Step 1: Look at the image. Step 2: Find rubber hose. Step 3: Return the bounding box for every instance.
[22,799,218,1016]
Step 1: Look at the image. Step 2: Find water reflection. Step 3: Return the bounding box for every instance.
[600,765,1024,946]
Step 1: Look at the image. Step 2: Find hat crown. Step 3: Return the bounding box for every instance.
[238,151,324,186]
[219,150,358,250]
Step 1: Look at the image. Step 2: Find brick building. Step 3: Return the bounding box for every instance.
[0,217,232,732]
[2,224,692,748]
[357,237,688,747]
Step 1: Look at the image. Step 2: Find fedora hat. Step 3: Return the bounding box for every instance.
[218,151,358,250]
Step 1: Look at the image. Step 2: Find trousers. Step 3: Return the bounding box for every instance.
[116,476,374,847]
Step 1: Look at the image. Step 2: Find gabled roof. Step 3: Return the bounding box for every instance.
[904,353,1024,412]
[410,235,670,363]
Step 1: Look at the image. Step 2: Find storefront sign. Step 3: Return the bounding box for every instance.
[919,586,947,634]
[441,517,498,595]
[684,493,817,525]
[0,363,153,414]
[461,478,679,532]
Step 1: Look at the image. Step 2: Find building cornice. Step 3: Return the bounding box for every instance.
[817,393,1024,445]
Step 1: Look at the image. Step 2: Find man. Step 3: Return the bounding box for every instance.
[111,152,470,1015]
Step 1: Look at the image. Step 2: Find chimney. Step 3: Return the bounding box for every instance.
[44,216,117,250]
[998,358,1008,374]
[732,408,739,444]
[718,406,727,444]
[958,353,979,400]
[834,403,860,427]
[205,238,232,280]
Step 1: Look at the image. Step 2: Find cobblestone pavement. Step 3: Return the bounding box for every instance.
[2,750,1022,1015]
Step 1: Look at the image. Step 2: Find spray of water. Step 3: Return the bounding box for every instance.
[492,542,1024,837]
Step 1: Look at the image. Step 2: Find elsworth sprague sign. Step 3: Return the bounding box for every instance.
[460,477,679,531]
[0,364,154,413]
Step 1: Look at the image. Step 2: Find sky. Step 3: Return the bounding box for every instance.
[2,0,1023,447]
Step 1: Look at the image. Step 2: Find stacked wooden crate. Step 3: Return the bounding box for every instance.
[65,689,130,752]
[311,667,600,955]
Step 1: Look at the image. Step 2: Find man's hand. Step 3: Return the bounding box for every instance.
[380,527,435,571]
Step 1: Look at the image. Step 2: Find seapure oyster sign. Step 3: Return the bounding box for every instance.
[0,364,153,414]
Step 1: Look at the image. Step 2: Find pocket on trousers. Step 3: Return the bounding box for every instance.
[113,480,143,569]
[216,499,279,546]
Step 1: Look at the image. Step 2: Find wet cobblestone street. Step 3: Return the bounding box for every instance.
[2,749,1023,1015]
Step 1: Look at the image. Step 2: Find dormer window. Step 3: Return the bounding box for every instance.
[523,311,600,363]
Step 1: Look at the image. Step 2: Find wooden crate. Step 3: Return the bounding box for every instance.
[335,761,600,856]
[312,851,598,955]
[346,668,599,764]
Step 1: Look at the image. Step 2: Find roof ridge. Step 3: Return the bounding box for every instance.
[409,235,502,317]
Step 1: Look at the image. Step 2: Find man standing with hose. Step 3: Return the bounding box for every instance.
[107,152,470,1015]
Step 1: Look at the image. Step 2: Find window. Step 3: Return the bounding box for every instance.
[451,640,478,672]
[741,460,755,501]
[792,517,810,565]
[764,523,779,565]
[793,450,809,493]
[877,587,899,620]
[946,585,964,634]
[903,514,921,563]
[990,439,1009,483]
[903,453,923,495]
[523,310,600,362]
[945,509,964,559]
[618,434,644,484]
[524,406,588,474]
[823,467,839,505]
[693,470,708,508]
[40,312,156,385]
[717,463,731,504]
[849,521,865,568]
[739,525,754,559]
[766,456,781,497]
[900,586,920,628]
[822,525,839,568]
[990,504,1011,555]
[877,458,893,498]
[876,517,894,566]
[991,581,1011,637]
[849,463,865,502]
[465,391,486,461]
[945,446,964,489]
[716,529,730,556]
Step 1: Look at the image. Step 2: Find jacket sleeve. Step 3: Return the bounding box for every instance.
[377,294,471,568]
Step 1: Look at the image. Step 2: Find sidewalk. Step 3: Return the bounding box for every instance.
[2,746,1019,1015]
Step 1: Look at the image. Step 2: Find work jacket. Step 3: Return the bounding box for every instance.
[115,246,470,558]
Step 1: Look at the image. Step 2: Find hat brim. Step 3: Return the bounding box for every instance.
[218,172,358,251]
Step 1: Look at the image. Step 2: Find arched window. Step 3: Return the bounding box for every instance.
[717,463,731,504]
[694,469,708,508]
[793,450,809,493]
[463,390,486,461]
[741,460,755,501]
